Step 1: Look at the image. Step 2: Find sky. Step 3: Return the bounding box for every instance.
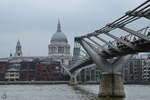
[0,0,148,57]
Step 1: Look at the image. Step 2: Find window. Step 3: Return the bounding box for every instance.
[58,47,64,53]
[51,47,56,53]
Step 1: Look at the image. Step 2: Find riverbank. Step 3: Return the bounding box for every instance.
[0,81,150,85]
[0,81,68,85]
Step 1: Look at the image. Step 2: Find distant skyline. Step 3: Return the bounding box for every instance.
[0,0,148,57]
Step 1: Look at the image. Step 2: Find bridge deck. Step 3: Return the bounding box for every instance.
[70,39,150,73]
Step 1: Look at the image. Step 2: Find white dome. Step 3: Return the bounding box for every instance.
[50,20,68,43]
[51,31,68,42]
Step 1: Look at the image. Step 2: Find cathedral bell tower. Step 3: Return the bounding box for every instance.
[15,40,23,57]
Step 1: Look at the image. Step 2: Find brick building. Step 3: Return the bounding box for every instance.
[0,57,68,81]
[0,60,8,81]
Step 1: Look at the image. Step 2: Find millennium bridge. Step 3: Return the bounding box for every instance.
[63,0,150,98]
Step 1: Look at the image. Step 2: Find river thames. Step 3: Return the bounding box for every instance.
[0,85,150,100]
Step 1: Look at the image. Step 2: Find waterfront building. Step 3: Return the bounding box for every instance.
[0,56,64,81]
[143,57,150,81]
[5,58,21,81]
[0,21,72,81]
[77,67,101,82]
[123,58,143,82]
[0,59,8,81]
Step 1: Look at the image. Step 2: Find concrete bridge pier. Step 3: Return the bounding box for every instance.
[69,76,78,85]
[98,73,125,97]
[79,40,131,98]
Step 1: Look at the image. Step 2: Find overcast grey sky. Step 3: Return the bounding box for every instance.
[0,0,147,57]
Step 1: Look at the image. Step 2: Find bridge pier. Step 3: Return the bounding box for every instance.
[78,39,131,98]
[69,76,78,85]
[99,73,125,97]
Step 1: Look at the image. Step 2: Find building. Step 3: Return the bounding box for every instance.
[142,57,150,81]
[77,67,101,82]
[0,59,8,81]
[15,40,23,57]
[48,20,71,66]
[143,61,150,81]
[2,57,64,81]
[123,58,144,82]
[5,58,21,81]
[0,20,72,81]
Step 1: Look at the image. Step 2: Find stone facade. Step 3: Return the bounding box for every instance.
[123,58,144,82]
[15,40,23,57]
[48,20,71,66]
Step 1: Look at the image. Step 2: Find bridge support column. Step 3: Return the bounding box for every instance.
[78,39,130,98]
[98,73,125,97]
[69,76,78,85]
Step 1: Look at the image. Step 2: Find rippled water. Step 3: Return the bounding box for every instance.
[0,84,149,100]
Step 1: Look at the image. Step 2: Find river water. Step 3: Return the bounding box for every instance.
[0,84,149,100]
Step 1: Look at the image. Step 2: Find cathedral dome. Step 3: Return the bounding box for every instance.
[51,20,68,43]
[51,31,68,42]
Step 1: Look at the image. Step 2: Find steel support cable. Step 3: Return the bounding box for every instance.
[87,37,103,48]
[74,57,90,65]
[126,1,150,18]
[110,16,131,26]
[76,26,112,39]
[127,5,150,17]
[144,7,150,12]
[103,26,114,32]
[83,39,101,52]
[104,32,135,49]
[110,1,150,26]
[109,15,128,26]
[85,40,99,48]
[80,49,87,55]
[123,17,140,25]
[143,8,150,14]
[115,17,140,28]
[133,4,150,14]
[84,26,115,38]
[122,17,139,24]
[95,35,120,52]
[130,0,150,13]
[144,28,148,35]
[82,39,105,57]
[111,17,136,28]
[95,26,115,34]
[141,8,150,19]
[107,16,139,32]
[139,26,150,32]
[117,17,139,27]
[139,4,150,12]
[81,39,104,56]
[87,37,111,55]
